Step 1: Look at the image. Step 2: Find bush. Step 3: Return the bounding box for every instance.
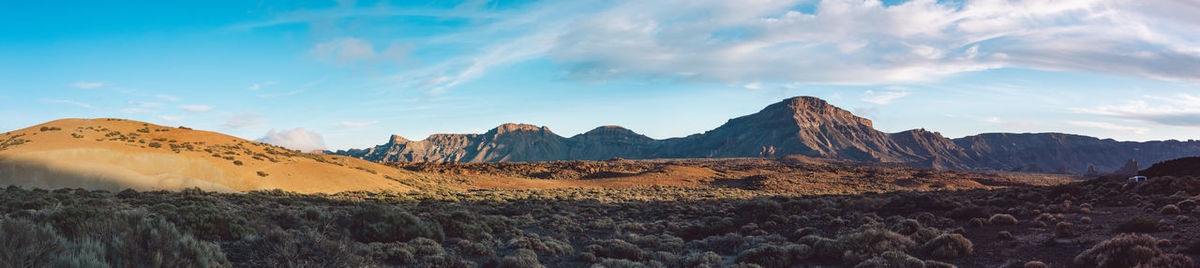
[1161,204,1181,215]
[1024,260,1048,268]
[347,205,444,243]
[0,219,67,267]
[239,228,364,267]
[967,218,985,227]
[988,214,1018,225]
[587,239,648,262]
[837,228,916,265]
[922,233,973,259]
[497,249,544,268]
[82,211,231,267]
[1074,233,1187,268]
[853,250,924,268]
[736,243,811,267]
[361,242,416,265]
[1117,215,1164,233]
[1055,222,1074,238]
[148,142,162,148]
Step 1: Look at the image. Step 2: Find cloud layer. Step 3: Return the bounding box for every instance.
[1073,94,1200,127]
[324,0,1200,93]
[258,128,327,152]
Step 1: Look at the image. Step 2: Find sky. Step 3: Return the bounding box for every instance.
[1,0,1199,151]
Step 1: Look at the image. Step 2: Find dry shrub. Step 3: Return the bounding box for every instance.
[997,231,1014,240]
[1055,222,1074,238]
[587,239,649,262]
[419,253,475,268]
[988,214,1019,225]
[346,205,444,243]
[1117,215,1164,233]
[922,233,973,259]
[967,218,985,227]
[1161,204,1181,215]
[1075,233,1194,268]
[798,235,841,261]
[853,251,924,268]
[680,251,722,267]
[361,242,416,265]
[890,219,921,235]
[735,243,811,267]
[1135,253,1195,268]
[837,228,917,265]
[240,228,363,267]
[497,249,544,268]
[0,219,66,267]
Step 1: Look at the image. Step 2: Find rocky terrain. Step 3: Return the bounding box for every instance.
[2,160,1197,267]
[333,96,1200,175]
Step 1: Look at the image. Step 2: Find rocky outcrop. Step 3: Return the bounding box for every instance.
[1140,157,1200,178]
[331,96,1200,174]
[1112,159,1140,176]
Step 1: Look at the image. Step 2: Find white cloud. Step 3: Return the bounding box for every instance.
[311,38,408,65]
[248,81,275,91]
[1066,121,1149,134]
[179,105,214,112]
[985,117,1033,128]
[222,113,266,129]
[861,89,911,104]
[41,99,93,109]
[1072,94,1200,127]
[69,82,104,89]
[155,94,181,102]
[120,108,150,114]
[257,128,327,152]
[128,101,163,108]
[158,115,185,124]
[334,120,379,128]
[351,0,1200,93]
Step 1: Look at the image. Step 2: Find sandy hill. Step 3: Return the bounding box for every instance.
[0,118,429,193]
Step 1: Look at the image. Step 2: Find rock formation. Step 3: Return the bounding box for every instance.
[332,96,1200,174]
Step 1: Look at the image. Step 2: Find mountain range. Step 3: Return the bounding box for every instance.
[330,96,1200,174]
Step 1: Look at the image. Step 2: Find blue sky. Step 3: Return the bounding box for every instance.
[2,0,1199,151]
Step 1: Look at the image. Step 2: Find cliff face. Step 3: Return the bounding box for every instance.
[331,96,1200,174]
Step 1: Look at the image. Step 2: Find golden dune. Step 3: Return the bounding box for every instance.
[0,118,423,193]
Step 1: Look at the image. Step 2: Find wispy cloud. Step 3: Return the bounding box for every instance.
[179,105,213,112]
[119,108,150,114]
[286,0,1200,93]
[155,94,181,102]
[310,38,407,66]
[247,81,275,91]
[334,120,379,128]
[985,117,1033,128]
[861,89,911,104]
[41,99,94,109]
[69,81,104,89]
[158,115,185,124]
[1072,94,1200,127]
[1066,121,1149,134]
[222,113,266,129]
[128,101,163,108]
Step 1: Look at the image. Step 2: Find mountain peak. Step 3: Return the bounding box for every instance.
[583,125,636,135]
[490,123,551,135]
[388,134,410,144]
